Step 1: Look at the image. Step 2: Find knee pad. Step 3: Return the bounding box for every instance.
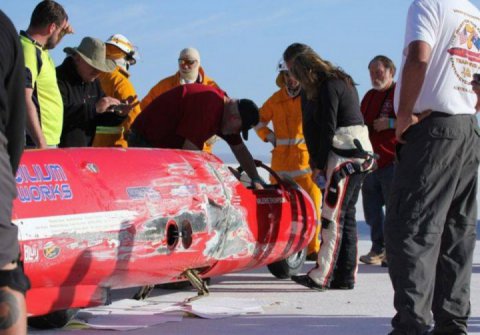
[0,264,31,295]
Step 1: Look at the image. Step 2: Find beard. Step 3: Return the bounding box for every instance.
[372,78,391,91]
[45,35,57,49]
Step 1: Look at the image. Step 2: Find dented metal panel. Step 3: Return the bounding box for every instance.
[12,148,316,316]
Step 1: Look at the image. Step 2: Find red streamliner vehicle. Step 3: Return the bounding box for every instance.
[12,148,316,327]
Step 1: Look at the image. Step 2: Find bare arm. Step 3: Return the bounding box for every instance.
[229,142,261,181]
[395,41,432,142]
[25,88,47,148]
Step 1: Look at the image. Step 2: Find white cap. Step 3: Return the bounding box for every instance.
[277,59,288,72]
[105,34,138,64]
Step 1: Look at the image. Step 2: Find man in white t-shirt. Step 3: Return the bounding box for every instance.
[385,0,480,334]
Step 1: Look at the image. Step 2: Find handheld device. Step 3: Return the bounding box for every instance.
[108,103,128,112]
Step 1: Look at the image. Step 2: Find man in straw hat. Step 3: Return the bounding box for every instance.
[56,36,137,147]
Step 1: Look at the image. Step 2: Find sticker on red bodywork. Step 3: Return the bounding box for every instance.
[126,187,161,200]
[43,242,60,259]
[15,163,73,203]
[256,197,286,205]
[24,245,39,263]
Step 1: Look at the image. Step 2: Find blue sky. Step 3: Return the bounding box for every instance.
[3,0,480,161]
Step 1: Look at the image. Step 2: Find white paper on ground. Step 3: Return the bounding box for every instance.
[66,299,184,331]
[171,296,266,319]
[65,297,265,330]
[67,313,183,331]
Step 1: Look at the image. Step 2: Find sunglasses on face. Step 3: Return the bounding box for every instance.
[178,59,197,66]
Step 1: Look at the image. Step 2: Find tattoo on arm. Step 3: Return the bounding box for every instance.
[0,290,19,330]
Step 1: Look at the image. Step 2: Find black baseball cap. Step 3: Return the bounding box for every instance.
[237,99,259,140]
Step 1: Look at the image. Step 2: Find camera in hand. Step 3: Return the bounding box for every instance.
[108,103,128,112]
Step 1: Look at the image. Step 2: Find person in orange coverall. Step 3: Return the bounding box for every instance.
[255,60,321,258]
[140,47,220,153]
[94,34,141,147]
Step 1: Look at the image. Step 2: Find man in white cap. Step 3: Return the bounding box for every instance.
[56,36,136,147]
[140,47,221,152]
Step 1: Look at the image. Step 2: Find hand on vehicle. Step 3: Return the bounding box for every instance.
[251,177,266,190]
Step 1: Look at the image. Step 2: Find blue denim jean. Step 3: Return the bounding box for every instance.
[361,163,395,254]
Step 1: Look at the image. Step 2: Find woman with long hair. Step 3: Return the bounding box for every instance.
[287,46,375,291]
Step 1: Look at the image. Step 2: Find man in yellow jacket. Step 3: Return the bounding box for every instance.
[94,34,141,147]
[140,47,219,152]
[255,61,321,258]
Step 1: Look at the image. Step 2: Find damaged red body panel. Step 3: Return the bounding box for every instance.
[12,148,316,316]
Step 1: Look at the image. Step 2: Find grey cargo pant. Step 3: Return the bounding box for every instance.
[385,113,479,335]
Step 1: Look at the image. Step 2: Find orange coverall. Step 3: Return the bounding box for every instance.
[256,76,321,255]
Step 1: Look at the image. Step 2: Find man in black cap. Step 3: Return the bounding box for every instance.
[129,83,264,186]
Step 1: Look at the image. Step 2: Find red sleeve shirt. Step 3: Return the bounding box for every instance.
[133,83,237,149]
[360,84,397,168]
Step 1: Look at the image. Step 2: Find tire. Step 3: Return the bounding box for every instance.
[28,309,78,329]
[267,248,307,279]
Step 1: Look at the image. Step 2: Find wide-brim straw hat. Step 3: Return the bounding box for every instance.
[64,37,116,73]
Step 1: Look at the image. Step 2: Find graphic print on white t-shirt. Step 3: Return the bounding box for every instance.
[394,0,480,115]
[448,17,480,88]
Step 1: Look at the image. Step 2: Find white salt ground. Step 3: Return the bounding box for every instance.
[29,240,480,335]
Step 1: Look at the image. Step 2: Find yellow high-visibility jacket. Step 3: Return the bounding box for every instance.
[140,67,219,153]
[256,85,322,255]
[94,67,141,147]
